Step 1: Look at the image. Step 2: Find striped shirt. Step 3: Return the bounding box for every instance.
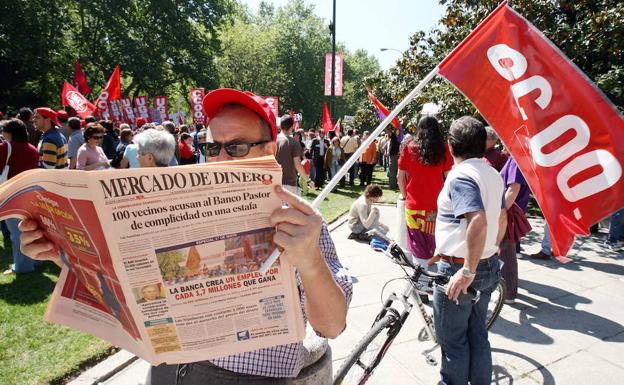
[38,127,68,169]
[210,222,353,377]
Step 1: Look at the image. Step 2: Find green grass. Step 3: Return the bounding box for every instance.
[303,165,399,223]
[0,238,112,385]
[0,164,397,385]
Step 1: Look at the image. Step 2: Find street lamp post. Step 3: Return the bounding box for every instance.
[330,0,337,119]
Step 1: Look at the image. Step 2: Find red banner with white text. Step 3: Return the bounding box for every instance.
[153,96,169,122]
[120,98,136,126]
[190,88,205,124]
[133,96,150,122]
[109,100,123,126]
[438,2,624,256]
[61,81,97,118]
[324,53,344,96]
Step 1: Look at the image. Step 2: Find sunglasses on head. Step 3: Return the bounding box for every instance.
[202,140,270,158]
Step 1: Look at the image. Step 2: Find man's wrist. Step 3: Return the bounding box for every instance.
[461,266,476,278]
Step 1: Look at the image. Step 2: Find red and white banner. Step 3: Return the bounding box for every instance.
[120,98,136,126]
[438,2,624,256]
[109,100,123,126]
[324,53,344,96]
[153,96,169,122]
[95,66,121,121]
[263,96,279,120]
[61,81,96,118]
[190,88,205,124]
[134,96,150,121]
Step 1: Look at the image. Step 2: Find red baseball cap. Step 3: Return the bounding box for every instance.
[202,88,278,140]
[35,107,59,126]
[136,117,146,127]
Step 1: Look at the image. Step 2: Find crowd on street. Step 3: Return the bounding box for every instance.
[2,90,623,385]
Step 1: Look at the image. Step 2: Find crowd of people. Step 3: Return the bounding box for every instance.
[2,89,623,385]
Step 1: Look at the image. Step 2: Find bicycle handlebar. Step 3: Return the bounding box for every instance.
[383,241,481,303]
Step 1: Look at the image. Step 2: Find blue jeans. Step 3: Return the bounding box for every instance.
[6,218,39,273]
[608,209,624,243]
[541,224,551,255]
[433,257,500,385]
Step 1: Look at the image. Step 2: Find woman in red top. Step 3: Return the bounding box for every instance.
[398,116,453,267]
[0,119,40,274]
[178,133,197,165]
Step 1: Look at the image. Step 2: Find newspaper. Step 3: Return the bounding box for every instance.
[0,156,305,365]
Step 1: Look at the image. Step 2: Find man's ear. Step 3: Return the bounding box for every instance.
[265,142,277,155]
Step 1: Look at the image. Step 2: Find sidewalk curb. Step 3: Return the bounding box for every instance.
[69,211,354,384]
[68,350,138,385]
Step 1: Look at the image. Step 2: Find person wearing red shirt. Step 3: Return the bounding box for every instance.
[178,133,197,165]
[0,119,40,274]
[398,116,453,267]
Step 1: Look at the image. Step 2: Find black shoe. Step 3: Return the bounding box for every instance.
[348,233,359,240]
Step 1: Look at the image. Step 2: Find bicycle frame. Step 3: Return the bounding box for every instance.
[377,272,441,366]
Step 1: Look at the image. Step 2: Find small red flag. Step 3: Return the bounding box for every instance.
[322,102,333,134]
[73,59,91,95]
[61,81,96,118]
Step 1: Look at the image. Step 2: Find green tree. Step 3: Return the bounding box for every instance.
[0,0,235,111]
[215,0,380,128]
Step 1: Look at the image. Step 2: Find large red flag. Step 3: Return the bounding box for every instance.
[61,81,96,118]
[95,66,121,120]
[438,2,624,257]
[73,59,91,95]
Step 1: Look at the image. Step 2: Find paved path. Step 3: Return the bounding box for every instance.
[72,205,624,384]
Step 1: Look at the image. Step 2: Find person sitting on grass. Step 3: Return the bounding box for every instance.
[347,184,390,241]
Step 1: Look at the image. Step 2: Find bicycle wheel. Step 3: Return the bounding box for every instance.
[486,278,505,330]
[333,312,400,385]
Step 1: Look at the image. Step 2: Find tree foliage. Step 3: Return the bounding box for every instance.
[215,0,380,128]
[362,0,624,132]
[0,0,235,111]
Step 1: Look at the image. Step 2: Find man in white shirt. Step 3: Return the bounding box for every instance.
[433,116,507,385]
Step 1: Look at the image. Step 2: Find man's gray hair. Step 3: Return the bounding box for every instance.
[134,129,176,167]
[485,126,498,141]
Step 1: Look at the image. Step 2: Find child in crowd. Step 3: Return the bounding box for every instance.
[347,184,389,241]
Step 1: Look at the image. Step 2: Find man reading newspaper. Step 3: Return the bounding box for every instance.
[19,88,353,384]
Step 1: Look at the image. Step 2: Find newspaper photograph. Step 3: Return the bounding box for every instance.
[0,156,305,365]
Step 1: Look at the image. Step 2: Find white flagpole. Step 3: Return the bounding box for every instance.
[259,66,440,274]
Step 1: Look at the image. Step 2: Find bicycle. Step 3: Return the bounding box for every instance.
[333,241,505,385]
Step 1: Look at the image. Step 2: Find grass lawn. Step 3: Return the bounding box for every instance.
[0,164,396,385]
[303,165,399,223]
[0,239,112,385]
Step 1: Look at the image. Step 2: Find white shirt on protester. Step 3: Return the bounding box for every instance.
[435,158,505,260]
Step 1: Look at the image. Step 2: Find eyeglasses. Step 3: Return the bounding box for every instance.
[91,135,103,139]
[202,140,270,158]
